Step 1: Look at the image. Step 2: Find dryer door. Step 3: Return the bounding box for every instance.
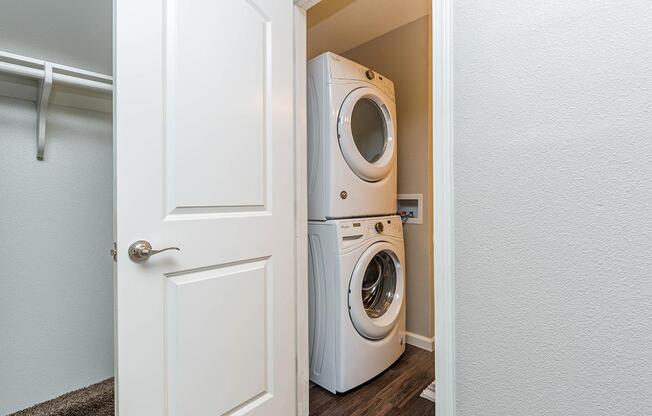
[337,87,396,182]
[348,242,404,340]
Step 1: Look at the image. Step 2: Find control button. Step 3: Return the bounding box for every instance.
[340,191,348,199]
[365,69,375,80]
[375,222,384,233]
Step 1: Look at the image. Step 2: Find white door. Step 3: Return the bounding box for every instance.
[114,1,296,415]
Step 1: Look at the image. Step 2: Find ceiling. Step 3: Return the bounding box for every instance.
[307,0,430,59]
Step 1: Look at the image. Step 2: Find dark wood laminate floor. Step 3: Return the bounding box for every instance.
[309,345,434,416]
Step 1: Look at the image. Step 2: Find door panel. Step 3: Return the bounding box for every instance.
[166,259,269,415]
[114,0,295,414]
[165,0,270,211]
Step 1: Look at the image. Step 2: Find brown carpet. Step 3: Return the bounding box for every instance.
[9,378,114,416]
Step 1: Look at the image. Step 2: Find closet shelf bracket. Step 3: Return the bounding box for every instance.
[36,63,53,161]
[0,49,113,161]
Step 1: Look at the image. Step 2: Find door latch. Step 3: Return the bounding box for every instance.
[128,240,180,262]
[111,242,117,262]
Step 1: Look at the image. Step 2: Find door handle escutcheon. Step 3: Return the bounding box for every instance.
[128,240,180,262]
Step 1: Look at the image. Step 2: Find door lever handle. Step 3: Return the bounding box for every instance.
[128,240,180,262]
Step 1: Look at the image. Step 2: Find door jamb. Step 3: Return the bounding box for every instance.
[433,0,455,414]
[293,2,311,415]
[292,1,455,414]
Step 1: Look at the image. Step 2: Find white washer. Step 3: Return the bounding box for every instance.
[308,215,406,393]
[308,52,398,220]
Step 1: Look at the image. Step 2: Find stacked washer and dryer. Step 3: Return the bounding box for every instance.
[307,52,406,394]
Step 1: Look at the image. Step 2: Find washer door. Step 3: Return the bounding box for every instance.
[337,87,396,182]
[348,242,404,340]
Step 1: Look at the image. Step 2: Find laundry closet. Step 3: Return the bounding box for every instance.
[0,0,433,414]
[304,0,435,412]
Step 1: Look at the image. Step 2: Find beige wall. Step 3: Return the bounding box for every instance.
[343,16,433,338]
[306,0,430,59]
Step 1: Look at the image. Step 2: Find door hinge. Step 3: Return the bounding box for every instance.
[111,242,117,262]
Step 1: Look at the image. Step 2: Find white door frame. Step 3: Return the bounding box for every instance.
[293,2,313,415]
[432,0,455,414]
[292,1,455,415]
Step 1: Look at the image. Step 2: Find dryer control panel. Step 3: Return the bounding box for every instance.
[325,53,395,101]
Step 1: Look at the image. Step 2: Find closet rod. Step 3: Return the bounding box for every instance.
[0,50,112,94]
[0,50,112,160]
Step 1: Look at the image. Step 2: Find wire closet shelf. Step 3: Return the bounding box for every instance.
[0,50,113,160]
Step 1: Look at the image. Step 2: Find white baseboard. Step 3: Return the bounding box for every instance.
[405,331,435,352]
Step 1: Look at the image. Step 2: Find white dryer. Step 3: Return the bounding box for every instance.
[308,52,398,220]
[308,215,405,393]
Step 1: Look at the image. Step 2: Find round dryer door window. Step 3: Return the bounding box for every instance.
[338,87,396,182]
[351,98,387,164]
[349,242,404,340]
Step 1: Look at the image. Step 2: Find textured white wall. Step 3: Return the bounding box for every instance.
[453,1,652,414]
[0,0,112,74]
[0,97,113,414]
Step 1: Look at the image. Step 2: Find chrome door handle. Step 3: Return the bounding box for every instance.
[128,240,180,262]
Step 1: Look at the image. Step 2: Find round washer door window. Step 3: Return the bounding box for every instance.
[338,87,396,182]
[361,251,396,318]
[349,242,404,340]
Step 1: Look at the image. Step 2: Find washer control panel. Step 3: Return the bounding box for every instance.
[337,216,402,243]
